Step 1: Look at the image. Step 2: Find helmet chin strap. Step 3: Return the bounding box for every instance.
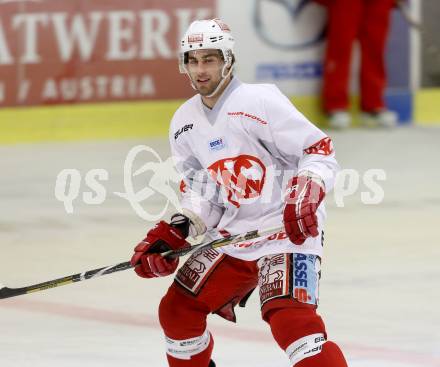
[184,62,234,99]
[205,63,234,98]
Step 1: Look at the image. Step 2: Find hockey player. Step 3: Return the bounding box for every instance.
[131,18,348,367]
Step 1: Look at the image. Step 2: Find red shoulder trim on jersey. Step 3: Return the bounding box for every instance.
[304,137,334,156]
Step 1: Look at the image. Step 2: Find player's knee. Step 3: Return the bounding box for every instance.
[159,285,208,338]
[264,303,326,348]
[264,305,347,366]
[264,304,328,365]
[158,287,186,333]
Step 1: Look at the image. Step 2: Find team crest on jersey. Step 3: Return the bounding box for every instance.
[208,137,226,151]
[208,154,266,208]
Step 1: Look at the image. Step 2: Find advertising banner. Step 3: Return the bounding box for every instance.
[220,0,327,96]
[0,0,413,110]
[0,0,214,106]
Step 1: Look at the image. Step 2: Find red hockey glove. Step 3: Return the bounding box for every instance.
[130,221,190,278]
[283,174,325,245]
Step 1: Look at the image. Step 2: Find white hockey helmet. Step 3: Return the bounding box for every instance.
[179,18,235,74]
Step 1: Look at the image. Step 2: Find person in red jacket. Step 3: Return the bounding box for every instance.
[316,0,398,128]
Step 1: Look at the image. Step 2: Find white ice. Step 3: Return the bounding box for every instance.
[0,126,439,367]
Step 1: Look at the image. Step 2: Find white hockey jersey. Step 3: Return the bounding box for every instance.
[169,77,339,261]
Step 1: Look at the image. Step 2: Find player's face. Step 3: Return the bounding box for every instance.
[186,49,225,96]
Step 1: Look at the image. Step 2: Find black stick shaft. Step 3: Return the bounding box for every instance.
[0,225,283,300]
[0,261,133,299]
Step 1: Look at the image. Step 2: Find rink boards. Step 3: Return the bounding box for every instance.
[1,0,435,145]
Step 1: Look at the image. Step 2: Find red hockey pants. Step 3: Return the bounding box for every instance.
[158,255,347,366]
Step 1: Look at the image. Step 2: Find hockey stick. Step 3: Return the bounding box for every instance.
[0,225,284,300]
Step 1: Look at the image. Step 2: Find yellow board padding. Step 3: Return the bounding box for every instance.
[0,95,369,145]
[0,100,182,144]
[415,88,440,125]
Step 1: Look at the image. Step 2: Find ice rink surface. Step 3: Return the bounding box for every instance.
[0,126,439,367]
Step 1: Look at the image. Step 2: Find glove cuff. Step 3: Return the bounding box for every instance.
[297,170,325,190]
[170,213,191,238]
[171,209,207,238]
[285,171,326,206]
